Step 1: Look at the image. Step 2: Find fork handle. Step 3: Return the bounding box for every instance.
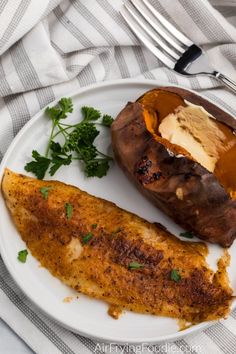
[214,72,236,94]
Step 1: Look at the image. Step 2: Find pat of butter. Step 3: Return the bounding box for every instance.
[159,104,230,172]
[184,100,215,118]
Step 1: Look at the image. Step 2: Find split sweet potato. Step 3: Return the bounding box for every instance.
[111,87,236,247]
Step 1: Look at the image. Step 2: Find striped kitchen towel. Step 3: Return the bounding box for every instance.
[0,0,236,353]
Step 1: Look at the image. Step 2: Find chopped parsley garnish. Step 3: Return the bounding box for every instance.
[24,98,113,179]
[82,232,93,244]
[170,269,181,282]
[91,224,97,229]
[179,231,195,239]
[65,203,73,219]
[128,261,144,270]
[40,186,52,200]
[18,249,28,263]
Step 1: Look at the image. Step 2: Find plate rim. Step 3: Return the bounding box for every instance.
[0,78,234,344]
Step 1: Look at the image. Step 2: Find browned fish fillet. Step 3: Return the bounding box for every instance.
[1,169,233,324]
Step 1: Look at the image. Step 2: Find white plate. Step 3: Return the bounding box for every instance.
[0,79,235,344]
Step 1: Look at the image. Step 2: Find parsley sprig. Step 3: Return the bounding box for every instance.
[25,98,114,179]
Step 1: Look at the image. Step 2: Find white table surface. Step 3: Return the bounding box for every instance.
[0,318,33,354]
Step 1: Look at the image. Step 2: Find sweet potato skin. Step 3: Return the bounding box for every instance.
[111,87,236,247]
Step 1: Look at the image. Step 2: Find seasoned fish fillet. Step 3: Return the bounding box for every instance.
[1,169,233,324]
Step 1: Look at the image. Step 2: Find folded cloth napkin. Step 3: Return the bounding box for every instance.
[1,0,236,353]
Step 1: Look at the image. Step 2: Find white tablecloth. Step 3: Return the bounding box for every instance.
[0,319,33,354]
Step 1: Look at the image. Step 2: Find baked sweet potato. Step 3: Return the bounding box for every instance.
[111,87,236,247]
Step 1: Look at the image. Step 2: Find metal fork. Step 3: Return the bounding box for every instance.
[120,0,236,93]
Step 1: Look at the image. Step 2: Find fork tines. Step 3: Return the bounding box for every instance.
[120,0,193,69]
